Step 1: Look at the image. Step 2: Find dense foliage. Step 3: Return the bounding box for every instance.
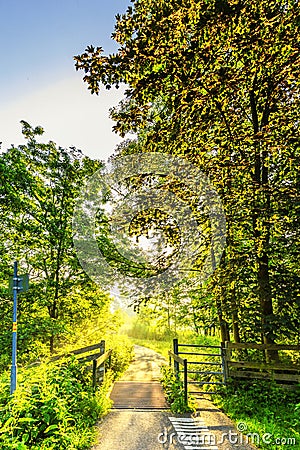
[0,358,112,450]
[215,380,300,450]
[160,365,196,414]
[0,122,134,448]
[0,122,113,363]
[75,0,300,348]
[0,0,299,446]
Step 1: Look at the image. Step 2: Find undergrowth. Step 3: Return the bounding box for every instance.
[160,365,196,414]
[214,380,300,450]
[0,358,113,449]
[0,334,133,450]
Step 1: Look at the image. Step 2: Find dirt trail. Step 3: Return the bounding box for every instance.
[109,345,168,409]
[92,345,258,450]
[120,344,167,381]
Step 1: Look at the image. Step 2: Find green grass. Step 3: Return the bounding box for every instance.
[129,333,220,360]
[214,380,300,450]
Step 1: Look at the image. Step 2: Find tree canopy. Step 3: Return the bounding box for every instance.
[75,0,300,348]
[0,122,114,358]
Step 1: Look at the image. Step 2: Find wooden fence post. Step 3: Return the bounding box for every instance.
[100,340,105,382]
[100,340,105,355]
[221,342,228,383]
[173,338,179,378]
[183,359,188,404]
[92,359,97,389]
[224,341,230,381]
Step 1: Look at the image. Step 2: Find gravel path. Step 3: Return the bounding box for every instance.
[91,411,185,450]
[120,344,167,381]
[91,345,258,450]
[193,397,258,450]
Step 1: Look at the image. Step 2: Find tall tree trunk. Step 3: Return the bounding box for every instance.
[250,88,278,361]
[232,310,241,343]
[217,304,230,344]
[50,334,55,354]
[193,312,200,335]
[167,298,171,332]
[213,249,230,344]
[258,252,279,361]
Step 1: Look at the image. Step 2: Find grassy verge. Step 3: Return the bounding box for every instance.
[214,380,300,450]
[0,334,133,450]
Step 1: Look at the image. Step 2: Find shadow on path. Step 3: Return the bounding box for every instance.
[121,344,167,381]
[110,345,168,409]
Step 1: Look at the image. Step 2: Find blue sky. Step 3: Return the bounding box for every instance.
[0,0,131,160]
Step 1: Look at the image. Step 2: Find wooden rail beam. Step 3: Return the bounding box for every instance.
[225,342,300,351]
[50,340,105,361]
[168,350,186,366]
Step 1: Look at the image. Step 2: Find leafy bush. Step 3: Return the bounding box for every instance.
[105,334,134,380]
[193,334,220,346]
[0,358,113,450]
[160,365,196,414]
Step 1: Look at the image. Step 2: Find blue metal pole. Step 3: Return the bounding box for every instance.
[10,261,18,395]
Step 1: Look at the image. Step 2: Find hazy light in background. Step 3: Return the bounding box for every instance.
[0,74,128,161]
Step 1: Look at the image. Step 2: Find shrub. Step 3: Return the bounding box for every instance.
[0,358,113,449]
[160,365,196,414]
[105,334,134,380]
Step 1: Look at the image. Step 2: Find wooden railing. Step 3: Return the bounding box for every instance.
[90,349,112,388]
[51,340,112,388]
[224,341,300,383]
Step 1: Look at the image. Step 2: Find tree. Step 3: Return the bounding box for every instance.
[74,0,300,351]
[0,122,107,354]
